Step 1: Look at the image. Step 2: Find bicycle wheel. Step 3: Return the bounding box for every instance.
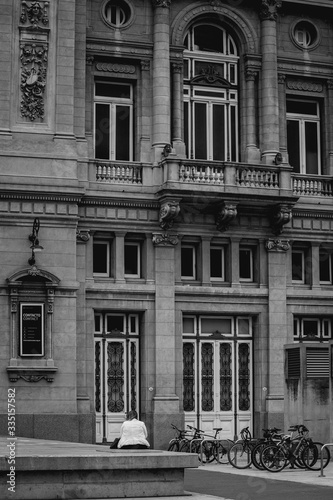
[179,440,191,453]
[214,442,229,464]
[261,444,287,472]
[228,442,252,469]
[251,442,266,470]
[198,441,215,464]
[167,440,179,452]
[301,442,330,471]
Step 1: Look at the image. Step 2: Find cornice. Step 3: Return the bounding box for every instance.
[293,211,333,219]
[80,198,159,209]
[0,191,82,203]
[86,38,153,58]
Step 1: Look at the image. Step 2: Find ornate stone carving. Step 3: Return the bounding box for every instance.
[216,203,238,232]
[7,367,57,383]
[259,0,282,21]
[152,233,179,246]
[152,0,171,7]
[28,264,41,276]
[286,80,323,93]
[265,239,291,252]
[19,1,49,122]
[270,204,292,235]
[141,60,150,71]
[96,62,135,74]
[159,200,180,230]
[76,229,90,242]
[20,1,49,28]
[245,69,257,82]
[172,63,182,74]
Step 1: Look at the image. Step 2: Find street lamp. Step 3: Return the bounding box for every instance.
[28,218,43,266]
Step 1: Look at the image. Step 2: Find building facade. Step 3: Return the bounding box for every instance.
[0,0,333,448]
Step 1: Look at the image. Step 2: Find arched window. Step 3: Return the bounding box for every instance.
[183,24,239,161]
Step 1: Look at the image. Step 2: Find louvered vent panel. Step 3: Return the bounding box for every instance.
[287,349,300,378]
[306,348,329,378]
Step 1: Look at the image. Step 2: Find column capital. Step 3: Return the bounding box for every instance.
[172,62,183,74]
[278,73,286,84]
[245,69,257,82]
[152,0,171,8]
[152,233,179,246]
[327,79,333,90]
[259,0,282,21]
[141,59,151,71]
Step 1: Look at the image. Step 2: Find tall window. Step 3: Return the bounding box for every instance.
[94,81,133,161]
[287,99,321,175]
[183,24,239,161]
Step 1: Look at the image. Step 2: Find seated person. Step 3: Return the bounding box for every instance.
[118,410,150,449]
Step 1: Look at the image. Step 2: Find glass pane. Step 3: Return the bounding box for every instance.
[287,100,317,116]
[238,343,250,411]
[93,242,108,274]
[220,343,232,411]
[183,317,195,334]
[183,343,195,412]
[210,248,223,278]
[95,315,101,332]
[201,318,232,335]
[184,101,189,158]
[230,105,237,161]
[320,252,331,282]
[305,121,319,174]
[181,247,194,277]
[194,103,207,159]
[201,343,214,411]
[239,248,252,280]
[116,105,130,161]
[96,83,131,98]
[287,120,300,173]
[194,25,223,53]
[124,244,138,275]
[106,315,125,333]
[107,342,125,412]
[238,318,250,336]
[292,251,304,281]
[213,104,225,160]
[95,104,110,159]
[303,320,319,338]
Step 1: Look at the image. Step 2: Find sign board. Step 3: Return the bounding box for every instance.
[20,303,44,356]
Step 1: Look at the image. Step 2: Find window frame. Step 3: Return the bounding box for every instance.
[181,244,197,280]
[210,246,225,281]
[292,249,305,283]
[93,240,111,277]
[286,98,321,175]
[94,81,134,161]
[319,249,333,285]
[124,241,141,278]
[293,316,332,342]
[239,247,254,282]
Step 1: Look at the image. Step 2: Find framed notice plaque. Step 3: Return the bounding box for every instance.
[20,303,44,356]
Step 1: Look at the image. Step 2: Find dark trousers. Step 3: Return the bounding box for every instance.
[120,444,149,449]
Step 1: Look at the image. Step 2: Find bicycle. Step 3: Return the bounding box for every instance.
[228,427,257,469]
[251,427,283,470]
[301,440,331,471]
[180,425,229,464]
[167,424,189,452]
[260,424,320,472]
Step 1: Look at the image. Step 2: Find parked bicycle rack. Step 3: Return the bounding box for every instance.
[189,438,224,465]
[319,443,333,477]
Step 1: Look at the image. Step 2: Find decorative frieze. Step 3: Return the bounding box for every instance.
[152,233,179,246]
[19,1,50,122]
[286,80,323,93]
[265,239,290,252]
[95,62,136,74]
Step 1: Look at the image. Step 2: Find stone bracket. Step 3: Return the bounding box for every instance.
[152,232,179,246]
[215,203,238,232]
[270,204,292,235]
[7,366,58,383]
[159,199,180,230]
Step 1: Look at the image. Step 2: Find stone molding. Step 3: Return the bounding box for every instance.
[259,0,282,21]
[7,367,58,383]
[152,233,179,246]
[95,62,136,74]
[265,239,291,252]
[286,80,323,93]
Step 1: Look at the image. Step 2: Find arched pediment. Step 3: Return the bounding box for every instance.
[6,266,60,285]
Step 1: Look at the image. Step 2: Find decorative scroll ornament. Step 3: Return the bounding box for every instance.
[76,229,90,242]
[216,203,238,232]
[270,204,292,235]
[159,200,180,230]
[259,0,282,21]
[152,233,179,246]
[152,0,171,7]
[265,239,291,252]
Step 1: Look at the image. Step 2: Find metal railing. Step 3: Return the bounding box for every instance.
[319,443,333,477]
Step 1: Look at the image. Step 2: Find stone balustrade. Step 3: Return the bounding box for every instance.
[292,175,333,197]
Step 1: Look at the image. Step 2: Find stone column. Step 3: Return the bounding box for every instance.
[278,73,288,162]
[201,237,211,287]
[259,0,281,164]
[265,238,290,428]
[151,0,171,163]
[171,62,186,156]
[310,242,320,289]
[151,232,179,448]
[140,60,152,163]
[114,232,126,283]
[327,80,333,175]
[230,238,240,287]
[245,69,260,163]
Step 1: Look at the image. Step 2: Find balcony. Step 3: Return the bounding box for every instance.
[89,158,333,207]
